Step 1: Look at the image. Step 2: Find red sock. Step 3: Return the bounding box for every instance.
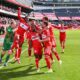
[45,57,51,69]
[63,45,65,49]
[17,48,22,59]
[15,49,17,60]
[53,51,60,61]
[28,49,31,57]
[15,48,21,60]
[35,58,39,69]
[50,53,53,61]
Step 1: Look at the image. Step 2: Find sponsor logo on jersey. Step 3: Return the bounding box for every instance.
[32,35,40,40]
[42,34,46,39]
[20,23,28,30]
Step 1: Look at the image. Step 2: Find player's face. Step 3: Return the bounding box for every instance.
[42,19,48,23]
[31,25,36,32]
[11,23,16,29]
[29,20,35,25]
[42,23,47,29]
[61,23,64,27]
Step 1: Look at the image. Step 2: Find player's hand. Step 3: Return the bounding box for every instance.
[18,7,21,10]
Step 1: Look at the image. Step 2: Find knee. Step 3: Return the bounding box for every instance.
[34,54,39,58]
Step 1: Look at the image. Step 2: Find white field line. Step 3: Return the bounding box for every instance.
[0,48,27,69]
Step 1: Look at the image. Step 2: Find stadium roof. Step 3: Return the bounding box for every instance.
[6,0,33,9]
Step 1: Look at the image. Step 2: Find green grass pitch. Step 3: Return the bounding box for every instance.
[0,29,80,80]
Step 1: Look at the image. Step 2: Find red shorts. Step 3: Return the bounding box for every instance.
[16,34,24,47]
[33,46,42,55]
[60,33,66,42]
[11,41,18,49]
[44,46,51,55]
[19,36,24,43]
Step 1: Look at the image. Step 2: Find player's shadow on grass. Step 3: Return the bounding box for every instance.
[0,64,44,80]
[0,64,32,72]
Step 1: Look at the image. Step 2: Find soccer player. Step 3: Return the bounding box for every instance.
[28,24,43,72]
[13,7,30,63]
[26,31,32,58]
[11,28,19,60]
[0,22,14,66]
[26,18,35,58]
[54,21,72,53]
[42,17,62,64]
[26,18,42,58]
[40,22,53,73]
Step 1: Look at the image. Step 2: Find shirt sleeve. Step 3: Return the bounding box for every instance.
[18,8,25,22]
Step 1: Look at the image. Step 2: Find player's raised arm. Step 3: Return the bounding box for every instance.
[18,7,23,21]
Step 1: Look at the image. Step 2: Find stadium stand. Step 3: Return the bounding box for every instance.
[0,0,33,35]
[32,0,80,21]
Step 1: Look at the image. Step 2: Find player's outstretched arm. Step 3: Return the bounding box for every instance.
[52,24,60,29]
[18,7,23,21]
[65,24,72,29]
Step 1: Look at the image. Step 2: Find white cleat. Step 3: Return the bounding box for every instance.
[62,49,64,53]
[59,60,62,65]
[17,59,21,64]
[45,69,53,73]
[37,68,40,72]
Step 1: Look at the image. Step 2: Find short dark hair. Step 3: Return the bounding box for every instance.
[28,18,35,22]
[43,22,48,26]
[43,16,49,21]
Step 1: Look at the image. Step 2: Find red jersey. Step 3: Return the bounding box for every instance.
[48,23,56,42]
[54,24,69,41]
[16,8,30,36]
[42,29,51,47]
[48,23,55,37]
[30,32,42,49]
[54,24,68,33]
[26,26,32,40]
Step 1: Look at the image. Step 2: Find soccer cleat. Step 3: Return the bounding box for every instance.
[46,69,53,73]
[17,59,21,64]
[37,68,40,72]
[3,63,7,66]
[59,60,62,65]
[62,49,64,53]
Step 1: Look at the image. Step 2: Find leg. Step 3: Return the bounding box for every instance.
[34,54,40,72]
[4,50,12,66]
[28,40,32,57]
[16,47,22,64]
[50,52,53,61]
[52,48,62,65]
[52,48,60,61]
[15,40,23,64]
[62,40,66,53]
[44,46,53,73]
[0,50,6,63]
